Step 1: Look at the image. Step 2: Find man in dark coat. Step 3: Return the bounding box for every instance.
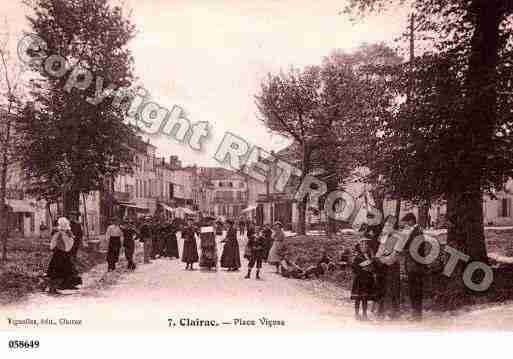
[139,216,153,264]
[121,220,138,270]
[400,213,426,321]
[262,224,273,261]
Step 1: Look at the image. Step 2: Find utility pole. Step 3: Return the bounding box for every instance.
[394,14,415,228]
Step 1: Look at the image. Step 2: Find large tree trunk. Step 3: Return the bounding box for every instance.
[63,189,80,217]
[0,154,8,263]
[446,0,502,263]
[324,177,339,239]
[394,198,401,230]
[418,201,430,228]
[447,187,487,262]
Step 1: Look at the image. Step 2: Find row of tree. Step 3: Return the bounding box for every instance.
[256,0,513,268]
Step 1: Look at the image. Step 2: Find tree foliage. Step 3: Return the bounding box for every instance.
[346,0,513,262]
[17,0,138,212]
[256,43,400,233]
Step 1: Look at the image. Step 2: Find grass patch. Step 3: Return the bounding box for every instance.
[0,238,105,305]
[285,229,513,311]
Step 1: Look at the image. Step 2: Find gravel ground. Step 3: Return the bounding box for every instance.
[0,234,365,332]
[3,233,513,332]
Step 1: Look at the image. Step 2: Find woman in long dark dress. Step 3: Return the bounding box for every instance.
[47,217,79,294]
[220,220,241,271]
[199,217,218,270]
[181,218,199,270]
[165,219,180,259]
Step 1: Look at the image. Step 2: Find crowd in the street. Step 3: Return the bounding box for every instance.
[45,210,429,322]
[44,213,298,294]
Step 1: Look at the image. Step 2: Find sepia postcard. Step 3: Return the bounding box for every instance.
[1,0,513,357]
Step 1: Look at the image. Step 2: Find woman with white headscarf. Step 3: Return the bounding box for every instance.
[47,217,76,294]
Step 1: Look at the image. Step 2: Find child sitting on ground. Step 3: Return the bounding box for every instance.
[279,253,307,279]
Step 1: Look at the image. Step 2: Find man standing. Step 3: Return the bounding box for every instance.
[105,218,123,271]
[68,211,83,261]
[121,219,138,270]
[401,213,425,321]
[262,223,273,261]
[377,212,425,321]
[139,216,153,264]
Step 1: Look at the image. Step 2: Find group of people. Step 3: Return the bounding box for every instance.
[102,215,290,281]
[180,217,286,280]
[105,216,183,270]
[47,209,426,321]
[350,212,426,321]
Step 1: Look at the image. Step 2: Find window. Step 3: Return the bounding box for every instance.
[500,198,512,217]
[30,213,35,233]
[228,182,233,188]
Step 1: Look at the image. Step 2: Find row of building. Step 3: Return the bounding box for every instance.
[5,133,513,238]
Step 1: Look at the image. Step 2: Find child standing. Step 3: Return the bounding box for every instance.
[350,237,376,321]
[244,227,265,279]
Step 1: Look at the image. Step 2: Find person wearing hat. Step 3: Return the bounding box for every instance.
[267,221,286,273]
[350,233,377,321]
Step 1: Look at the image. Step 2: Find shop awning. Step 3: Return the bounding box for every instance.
[118,202,149,213]
[7,200,36,213]
[175,207,195,214]
[241,205,257,213]
[160,203,175,213]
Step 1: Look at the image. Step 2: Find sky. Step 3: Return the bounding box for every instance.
[3,0,410,167]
